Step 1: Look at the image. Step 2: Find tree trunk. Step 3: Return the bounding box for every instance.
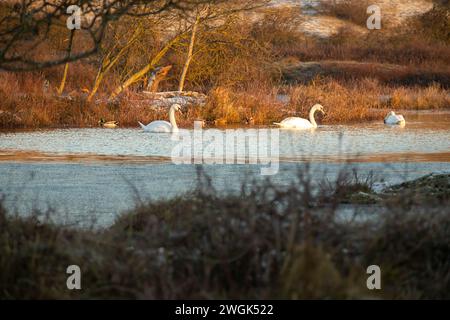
[57,63,69,95]
[178,14,200,92]
[57,30,75,95]
[87,25,142,102]
[110,32,185,100]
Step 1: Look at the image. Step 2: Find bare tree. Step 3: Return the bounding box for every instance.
[176,0,268,92]
[110,30,186,99]
[87,22,144,101]
[178,9,201,92]
[56,29,74,95]
[0,0,229,71]
[108,0,267,98]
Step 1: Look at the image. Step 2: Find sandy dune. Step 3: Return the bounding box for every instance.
[270,0,434,37]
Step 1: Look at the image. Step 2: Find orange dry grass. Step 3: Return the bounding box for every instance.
[0,76,89,128]
[391,84,450,110]
[287,79,449,124]
[1,71,449,129]
[203,85,283,125]
[288,79,383,124]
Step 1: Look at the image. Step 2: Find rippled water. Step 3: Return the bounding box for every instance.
[1,112,449,160]
[1,162,448,227]
[0,111,449,227]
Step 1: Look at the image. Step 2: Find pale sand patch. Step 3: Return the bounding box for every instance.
[271,0,434,37]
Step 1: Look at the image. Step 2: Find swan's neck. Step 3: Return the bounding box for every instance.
[309,107,318,128]
[169,108,179,132]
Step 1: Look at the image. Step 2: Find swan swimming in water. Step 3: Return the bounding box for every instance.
[384,111,406,126]
[274,104,325,129]
[139,104,181,133]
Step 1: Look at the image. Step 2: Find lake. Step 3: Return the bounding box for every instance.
[1,111,449,227]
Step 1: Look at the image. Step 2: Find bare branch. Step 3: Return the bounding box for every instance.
[0,0,235,71]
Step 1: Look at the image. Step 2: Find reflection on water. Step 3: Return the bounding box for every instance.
[0,112,449,160]
[0,111,449,227]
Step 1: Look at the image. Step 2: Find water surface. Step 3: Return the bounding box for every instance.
[0,111,449,227]
[1,111,449,160]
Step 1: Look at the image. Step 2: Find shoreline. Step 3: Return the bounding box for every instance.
[1,149,450,164]
[1,109,450,132]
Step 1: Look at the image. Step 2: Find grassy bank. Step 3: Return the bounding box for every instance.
[1,170,449,299]
[1,3,449,130]
[1,75,449,129]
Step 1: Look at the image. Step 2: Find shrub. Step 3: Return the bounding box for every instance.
[414,2,450,43]
[1,170,449,299]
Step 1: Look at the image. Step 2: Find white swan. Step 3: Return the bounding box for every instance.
[384,111,405,126]
[274,104,325,129]
[139,104,181,133]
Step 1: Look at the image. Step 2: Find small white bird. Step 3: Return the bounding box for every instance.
[274,104,325,129]
[139,104,182,133]
[384,111,406,126]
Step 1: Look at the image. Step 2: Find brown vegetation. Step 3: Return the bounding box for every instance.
[0,4,449,129]
[318,0,372,26]
[1,71,449,128]
[1,169,449,299]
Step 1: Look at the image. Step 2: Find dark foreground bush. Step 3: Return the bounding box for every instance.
[0,170,449,299]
